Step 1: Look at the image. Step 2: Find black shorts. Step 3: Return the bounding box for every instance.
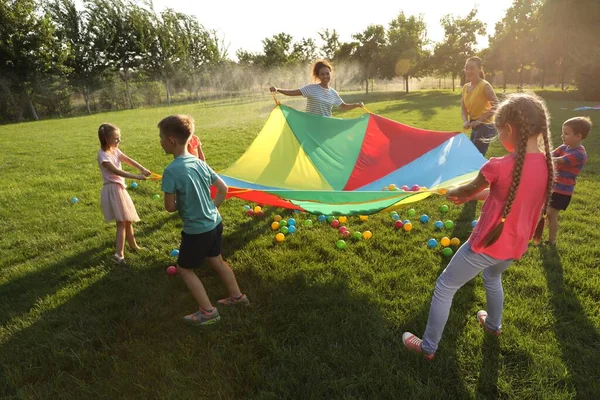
[177,222,223,269]
[550,192,572,211]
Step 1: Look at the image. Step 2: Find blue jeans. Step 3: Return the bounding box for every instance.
[470,123,496,156]
[421,242,513,354]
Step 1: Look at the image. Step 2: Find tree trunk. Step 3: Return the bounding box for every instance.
[365,77,369,94]
[123,70,134,109]
[540,68,545,89]
[165,77,171,106]
[560,63,565,91]
[28,98,39,121]
[83,87,92,114]
[452,74,455,92]
[404,75,409,93]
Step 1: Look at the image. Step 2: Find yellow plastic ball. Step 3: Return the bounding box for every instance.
[403,222,413,232]
[339,216,347,224]
[271,222,280,231]
[440,237,451,247]
[362,230,373,240]
[254,206,262,213]
[450,237,461,247]
[274,215,282,222]
[275,233,285,242]
[359,215,369,222]
[388,184,397,191]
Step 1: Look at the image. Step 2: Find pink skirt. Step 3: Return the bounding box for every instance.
[101,183,140,222]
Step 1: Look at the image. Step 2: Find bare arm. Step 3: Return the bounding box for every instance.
[339,102,364,111]
[164,193,177,212]
[101,161,146,180]
[198,145,206,162]
[446,172,489,204]
[120,153,151,176]
[269,86,302,96]
[212,175,228,208]
[461,96,471,129]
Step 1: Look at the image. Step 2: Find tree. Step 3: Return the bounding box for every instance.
[318,28,340,60]
[384,12,429,93]
[431,8,485,91]
[290,38,318,64]
[352,24,387,94]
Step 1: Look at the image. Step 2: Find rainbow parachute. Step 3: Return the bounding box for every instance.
[218,104,486,215]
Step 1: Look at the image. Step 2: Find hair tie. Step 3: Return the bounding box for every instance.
[501,217,506,223]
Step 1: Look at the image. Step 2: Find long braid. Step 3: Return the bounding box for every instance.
[533,101,554,243]
[483,105,530,247]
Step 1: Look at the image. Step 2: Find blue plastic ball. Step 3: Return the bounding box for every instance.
[420,215,430,224]
[392,214,401,221]
[288,225,297,234]
[318,215,327,222]
[71,197,79,204]
[403,219,410,225]
[293,209,301,214]
[427,238,438,248]
[170,249,179,257]
[472,219,478,228]
[243,205,251,210]
[434,221,444,230]
[288,218,296,226]
[130,182,138,189]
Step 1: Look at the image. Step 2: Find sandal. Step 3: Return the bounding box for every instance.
[112,254,125,264]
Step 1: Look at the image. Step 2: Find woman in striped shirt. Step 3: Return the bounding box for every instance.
[269,60,364,117]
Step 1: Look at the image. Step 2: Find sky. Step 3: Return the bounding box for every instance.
[150,0,514,59]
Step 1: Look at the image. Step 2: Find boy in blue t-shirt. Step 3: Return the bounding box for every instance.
[159,114,249,325]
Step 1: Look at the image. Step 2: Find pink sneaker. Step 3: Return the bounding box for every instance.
[402,332,434,360]
[217,294,250,306]
[477,310,501,336]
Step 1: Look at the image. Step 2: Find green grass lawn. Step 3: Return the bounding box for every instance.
[1,90,599,399]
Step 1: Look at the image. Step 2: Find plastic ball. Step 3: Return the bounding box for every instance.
[339,226,348,233]
[304,219,313,227]
[331,219,340,228]
[271,222,280,230]
[440,237,451,247]
[274,215,282,222]
[403,220,411,225]
[243,205,251,210]
[408,209,416,217]
[394,220,404,229]
[382,187,389,191]
[288,225,297,234]
[359,215,368,222]
[362,231,373,240]
[388,184,397,191]
[444,220,454,229]
[352,231,362,240]
[246,210,254,217]
[450,237,461,247]
[472,219,478,228]
[411,184,420,192]
[404,222,413,232]
[275,233,285,242]
[401,185,410,191]
[280,226,289,234]
[152,194,160,200]
[166,266,177,276]
[339,216,347,224]
[288,218,296,226]
[442,247,454,257]
[256,211,264,217]
[327,216,335,223]
[170,249,179,257]
[253,206,262,213]
[440,204,449,214]
[130,182,138,189]
[341,230,351,238]
[427,238,438,248]
[420,215,430,224]
[71,197,79,204]
[293,209,301,214]
[280,220,287,227]
[392,213,401,221]
[318,215,327,223]
[336,240,347,249]
[434,221,444,230]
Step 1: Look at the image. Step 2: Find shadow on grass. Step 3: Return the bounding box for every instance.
[540,245,600,398]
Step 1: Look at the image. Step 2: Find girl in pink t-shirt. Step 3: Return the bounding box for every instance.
[403,93,555,359]
[97,123,150,264]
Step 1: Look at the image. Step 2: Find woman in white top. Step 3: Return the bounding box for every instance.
[269,60,364,117]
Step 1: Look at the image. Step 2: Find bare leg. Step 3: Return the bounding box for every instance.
[547,207,559,244]
[206,255,242,298]
[177,266,213,310]
[125,221,140,250]
[116,221,126,258]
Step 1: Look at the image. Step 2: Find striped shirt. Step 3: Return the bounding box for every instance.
[553,144,587,195]
[299,84,343,117]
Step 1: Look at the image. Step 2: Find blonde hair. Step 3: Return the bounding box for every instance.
[483,93,554,247]
[98,123,120,151]
[157,115,195,144]
[564,116,592,139]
